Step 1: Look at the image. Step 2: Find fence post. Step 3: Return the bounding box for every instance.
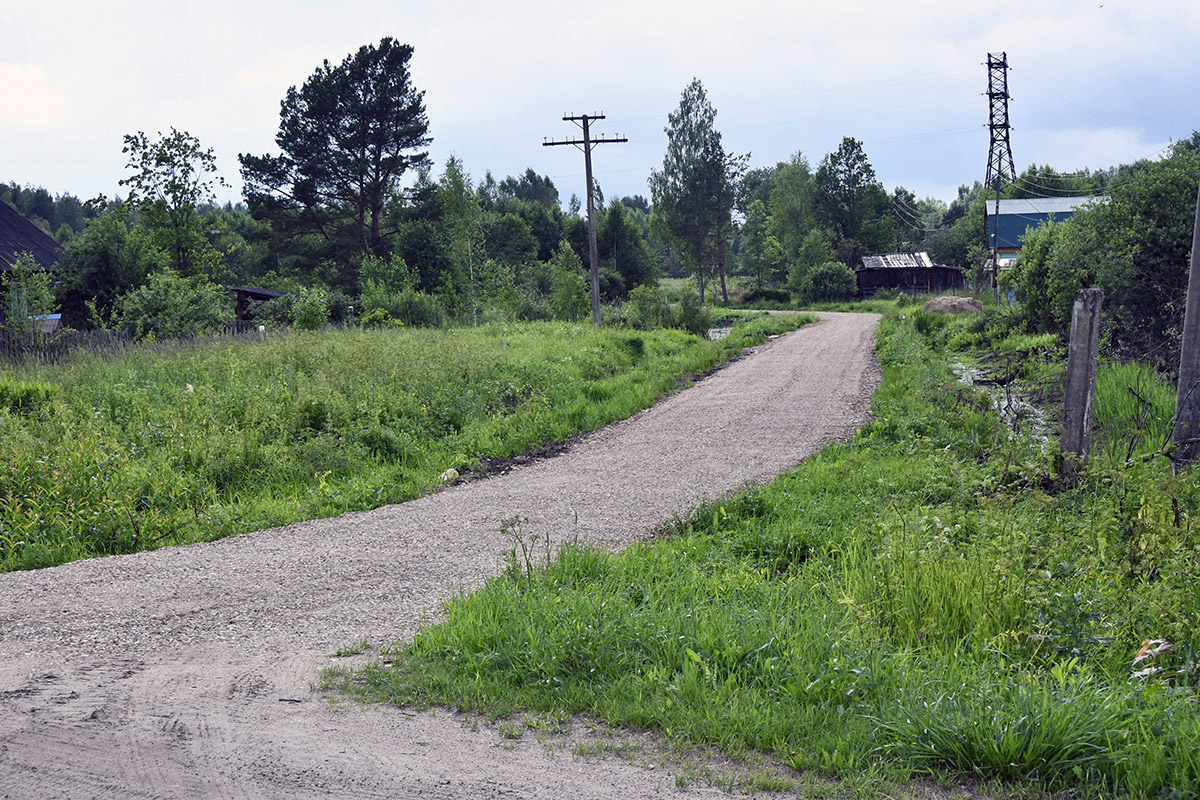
[1171,179,1200,468]
[1061,287,1103,483]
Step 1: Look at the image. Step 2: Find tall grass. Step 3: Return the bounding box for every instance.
[1093,360,1177,464]
[0,316,806,571]
[332,306,1200,797]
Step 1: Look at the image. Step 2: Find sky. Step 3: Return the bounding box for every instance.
[3,0,1198,213]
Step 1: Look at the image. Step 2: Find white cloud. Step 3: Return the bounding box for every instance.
[0,64,70,126]
[2,0,1199,203]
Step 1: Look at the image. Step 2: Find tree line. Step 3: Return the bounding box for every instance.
[2,38,932,341]
[10,35,1193,356]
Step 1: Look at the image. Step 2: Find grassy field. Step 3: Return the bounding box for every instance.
[0,314,808,572]
[330,304,1200,798]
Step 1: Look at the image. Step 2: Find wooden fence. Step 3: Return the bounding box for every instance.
[0,322,265,367]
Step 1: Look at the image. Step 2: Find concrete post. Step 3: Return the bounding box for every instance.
[1171,179,1200,467]
[1061,288,1103,481]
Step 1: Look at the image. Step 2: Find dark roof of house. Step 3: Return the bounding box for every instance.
[0,200,63,271]
[228,286,289,300]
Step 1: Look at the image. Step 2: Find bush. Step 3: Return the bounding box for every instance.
[293,286,330,331]
[548,240,590,322]
[2,252,54,340]
[625,283,672,330]
[393,289,447,328]
[253,294,295,327]
[324,287,354,324]
[797,260,857,304]
[674,289,711,336]
[361,281,447,328]
[742,287,791,305]
[115,269,231,340]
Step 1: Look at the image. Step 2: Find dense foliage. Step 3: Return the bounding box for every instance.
[1004,134,1200,365]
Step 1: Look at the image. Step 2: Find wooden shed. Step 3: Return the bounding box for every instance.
[229,286,288,322]
[856,252,963,297]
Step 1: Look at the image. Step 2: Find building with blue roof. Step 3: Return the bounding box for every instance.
[985,196,1106,270]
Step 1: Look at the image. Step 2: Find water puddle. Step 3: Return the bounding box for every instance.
[952,360,1052,442]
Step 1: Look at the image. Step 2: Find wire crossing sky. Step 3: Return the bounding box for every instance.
[3,0,1196,207]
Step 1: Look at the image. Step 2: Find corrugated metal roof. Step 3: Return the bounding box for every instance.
[860,252,934,270]
[992,197,1105,215]
[0,201,63,271]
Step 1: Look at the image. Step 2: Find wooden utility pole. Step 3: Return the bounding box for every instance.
[1171,179,1200,467]
[544,114,627,326]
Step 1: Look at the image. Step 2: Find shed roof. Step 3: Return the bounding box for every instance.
[228,286,288,300]
[0,201,63,271]
[859,252,944,271]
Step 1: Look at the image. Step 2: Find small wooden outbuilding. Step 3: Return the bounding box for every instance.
[856,252,963,297]
[229,286,288,322]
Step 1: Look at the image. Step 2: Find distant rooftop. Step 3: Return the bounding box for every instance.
[991,197,1106,216]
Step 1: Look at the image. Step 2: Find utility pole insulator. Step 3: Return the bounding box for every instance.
[543,114,629,327]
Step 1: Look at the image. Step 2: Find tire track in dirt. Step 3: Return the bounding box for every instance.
[0,312,880,799]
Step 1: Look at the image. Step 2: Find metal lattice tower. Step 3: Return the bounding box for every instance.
[985,52,1017,191]
[985,52,1016,302]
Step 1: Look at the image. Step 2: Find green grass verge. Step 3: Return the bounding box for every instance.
[0,315,809,571]
[329,306,1200,798]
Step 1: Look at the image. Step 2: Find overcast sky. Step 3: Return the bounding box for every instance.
[3,0,1197,211]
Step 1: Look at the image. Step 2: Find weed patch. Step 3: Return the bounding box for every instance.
[0,316,805,571]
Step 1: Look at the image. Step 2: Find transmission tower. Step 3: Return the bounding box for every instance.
[543,114,628,326]
[984,52,1017,304]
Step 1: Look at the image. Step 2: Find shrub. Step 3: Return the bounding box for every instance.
[1,252,54,340]
[293,286,330,330]
[625,283,672,329]
[115,269,231,340]
[548,241,590,322]
[674,289,711,336]
[797,260,857,304]
[742,287,791,305]
[393,289,447,328]
[361,281,447,328]
[253,294,295,327]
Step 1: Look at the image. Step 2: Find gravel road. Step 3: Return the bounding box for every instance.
[0,312,880,799]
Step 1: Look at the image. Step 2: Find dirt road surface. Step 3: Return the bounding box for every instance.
[0,312,880,799]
